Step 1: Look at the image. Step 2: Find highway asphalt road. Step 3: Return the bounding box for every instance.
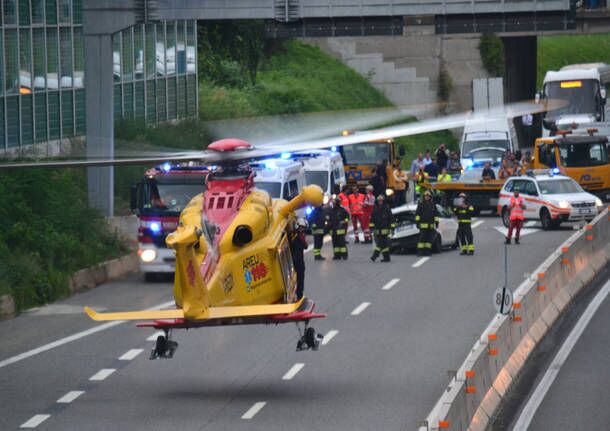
[0,217,578,430]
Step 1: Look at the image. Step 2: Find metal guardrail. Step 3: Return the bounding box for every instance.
[419,206,610,431]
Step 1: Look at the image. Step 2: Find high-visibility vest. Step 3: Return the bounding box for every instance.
[437,173,452,183]
[338,192,350,212]
[348,193,364,215]
[415,172,429,193]
[509,196,525,220]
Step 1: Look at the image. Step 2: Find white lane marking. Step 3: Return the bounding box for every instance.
[20,414,51,428]
[412,257,429,268]
[57,391,85,404]
[282,363,305,380]
[513,279,610,431]
[351,302,371,316]
[525,220,537,227]
[472,220,484,229]
[0,300,175,370]
[89,368,116,381]
[321,330,338,345]
[119,349,144,361]
[382,278,400,291]
[147,331,164,341]
[241,401,267,419]
[494,226,540,237]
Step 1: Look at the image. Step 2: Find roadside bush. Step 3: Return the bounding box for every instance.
[0,169,127,311]
[479,33,505,77]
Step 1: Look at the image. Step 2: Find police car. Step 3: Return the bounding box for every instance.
[498,170,604,230]
[390,203,459,253]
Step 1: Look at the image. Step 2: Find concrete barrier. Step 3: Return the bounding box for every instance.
[419,207,609,431]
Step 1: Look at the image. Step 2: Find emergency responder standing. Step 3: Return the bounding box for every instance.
[362,185,375,243]
[330,197,350,259]
[349,186,365,243]
[415,191,439,256]
[370,195,395,262]
[414,165,430,200]
[310,202,327,260]
[289,218,308,300]
[337,185,350,213]
[455,192,475,255]
[506,187,526,244]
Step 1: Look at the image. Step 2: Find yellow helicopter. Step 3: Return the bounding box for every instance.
[0,102,549,359]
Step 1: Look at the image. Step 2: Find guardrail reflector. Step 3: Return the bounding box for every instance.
[465,370,476,378]
[561,247,569,253]
[488,348,498,356]
[586,235,593,241]
[585,224,593,231]
[513,302,521,309]
[562,258,570,265]
[537,285,546,292]
[537,272,545,279]
[488,333,497,341]
[513,315,522,322]
[465,386,477,394]
[438,420,450,428]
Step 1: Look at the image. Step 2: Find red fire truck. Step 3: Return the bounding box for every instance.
[130,162,209,281]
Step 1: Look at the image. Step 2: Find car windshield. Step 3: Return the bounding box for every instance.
[538,179,583,195]
[254,181,282,199]
[558,141,609,167]
[305,170,328,192]
[462,140,510,158]
[142,178,204,215]
[544,79,599,119]
[341,142,389,165]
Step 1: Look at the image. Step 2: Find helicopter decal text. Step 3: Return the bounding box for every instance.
[242,253,269,291]
[186,260,196,286]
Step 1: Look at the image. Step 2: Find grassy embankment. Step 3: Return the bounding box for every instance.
[537,33,610,87]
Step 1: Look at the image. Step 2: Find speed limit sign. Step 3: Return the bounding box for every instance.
[493,287,513,315]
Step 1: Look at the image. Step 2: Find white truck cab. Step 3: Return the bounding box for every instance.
[252,158,307,218]
[498,171,603,230]
[460,117,514,174]
[295,149,346,196]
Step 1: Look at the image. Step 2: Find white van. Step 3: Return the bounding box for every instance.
[252,158,307,218]
[460,117,514,174]
[296,150,346,196]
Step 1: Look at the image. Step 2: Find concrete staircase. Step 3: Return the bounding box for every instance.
[307,36,438,108]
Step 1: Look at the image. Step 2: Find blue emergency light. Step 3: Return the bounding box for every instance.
[305,206,313,216]
[149,221,162,234]
[280,152,292,160]
[161,162,171,173]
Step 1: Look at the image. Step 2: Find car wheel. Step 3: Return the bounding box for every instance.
[144,272,157,282]
[540,208,553,230]
[502,207,510,228]
[432,233,442,253]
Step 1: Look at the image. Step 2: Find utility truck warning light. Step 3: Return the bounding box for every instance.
[560,81,582,88]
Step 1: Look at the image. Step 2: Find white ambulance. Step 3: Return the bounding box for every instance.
[252,158,307,219]
[296,149,346,196]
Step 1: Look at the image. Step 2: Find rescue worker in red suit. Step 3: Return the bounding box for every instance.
[348,186,366,243]
[362,185,375,244]
[505,187,526,244]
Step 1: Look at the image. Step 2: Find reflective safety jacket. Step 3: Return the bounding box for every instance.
[415,200,439,229]
[437,173,452,183]
[310,206,327,235]
[348,192,365,215]
[370,203,395,235]
[455,205,475,224]
[329,206,350,235]
[415,171,429,193]
[338,192,350,213]
[509,196,525,220]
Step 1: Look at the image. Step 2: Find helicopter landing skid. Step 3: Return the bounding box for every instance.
[296,321,324,352]
[149,328,178,360]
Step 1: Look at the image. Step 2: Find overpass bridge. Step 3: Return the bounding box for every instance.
[84,0,574,215]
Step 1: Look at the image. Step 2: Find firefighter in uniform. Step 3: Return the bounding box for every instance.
[310,202,327,260]
[362,185,376,244]
[370,195,395,262]
[455,192,475,255]
[289,218,308,300]
[348,186,365,243]
[415,190,439,256]
[330,197,350,260]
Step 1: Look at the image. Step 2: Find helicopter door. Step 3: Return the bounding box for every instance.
[276,235,296,303]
